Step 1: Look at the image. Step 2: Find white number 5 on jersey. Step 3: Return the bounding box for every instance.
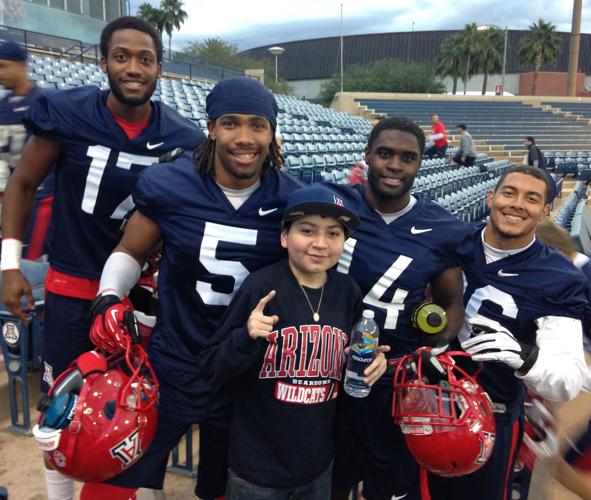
[196,222,258,306]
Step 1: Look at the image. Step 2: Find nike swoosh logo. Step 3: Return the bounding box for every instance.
[258,208,278,216]
[146,141,164,150]
[13,106,29,112]
[393,494,408,500]
[498,270,519,277]
[410,226,432,234]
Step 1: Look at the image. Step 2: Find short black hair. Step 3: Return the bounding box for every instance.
[494,166,552,204]
[456,124,467,130]
[100,16,163,63]
[525,136,535,143]
[366,117,425,155]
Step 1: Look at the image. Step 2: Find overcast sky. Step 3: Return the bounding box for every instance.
[129,0,591,51]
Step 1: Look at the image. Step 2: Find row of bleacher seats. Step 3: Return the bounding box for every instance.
[543,102,591,120]
[284,153,362,183]
[436,177,500,222]
[284,142,364,157]
[546,151,591,179]
[555,182,589,229]
[356,98,591,151]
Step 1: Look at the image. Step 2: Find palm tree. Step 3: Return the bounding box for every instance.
[160,0,188,58]
[457,23,481,94]
[474,28,504,95]
[434,34,464,94]
[519,19,562,95]
[137,3,165,39]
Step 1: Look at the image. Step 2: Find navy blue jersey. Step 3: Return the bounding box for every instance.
[22,86,203,279]
[329,184,472,358]
[459,225,589,403]
[133,154,302,421]
[0,85,54,197]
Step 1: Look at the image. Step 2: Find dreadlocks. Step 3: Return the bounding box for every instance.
[193,131,284,177]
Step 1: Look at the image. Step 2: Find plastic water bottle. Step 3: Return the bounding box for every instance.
[344,310,380,398]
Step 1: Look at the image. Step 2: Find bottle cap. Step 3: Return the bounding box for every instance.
[362,309,375,319]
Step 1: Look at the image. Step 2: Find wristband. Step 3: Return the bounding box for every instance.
[0,238,22,271]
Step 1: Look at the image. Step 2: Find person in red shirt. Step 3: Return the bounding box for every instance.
[425,114,448,158]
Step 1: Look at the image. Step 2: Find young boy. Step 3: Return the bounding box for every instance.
[200,184,389,499]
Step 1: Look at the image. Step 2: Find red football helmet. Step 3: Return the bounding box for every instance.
[33,342,159,482]
[392,348,496,477]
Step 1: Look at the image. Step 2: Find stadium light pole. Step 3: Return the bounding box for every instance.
[340,3,344,93]
[268,46,285,84]
[478,24,508,95]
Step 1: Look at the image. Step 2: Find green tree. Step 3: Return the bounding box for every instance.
[519,18,562,95]
[434,34,464,95]
[182,38,243,67]
[318,59,445,106]
[160,0,188,57]
[457,23,481,94]
[137,3,165,39]
[474,28,504,95]
[180,37,293,95]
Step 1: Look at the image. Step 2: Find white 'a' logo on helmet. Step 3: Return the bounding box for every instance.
[109,429,141,467]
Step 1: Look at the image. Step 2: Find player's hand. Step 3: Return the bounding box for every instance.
[363,345,391,386]
[461,315,539,372]
[247,290,279,339]
[1,269,34,323]
[411,346,447,383]
[89,293,138,353]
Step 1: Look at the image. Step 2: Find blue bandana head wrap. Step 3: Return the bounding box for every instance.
[206,77,278,130]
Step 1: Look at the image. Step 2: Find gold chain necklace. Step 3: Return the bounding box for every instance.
[297,281,324,323]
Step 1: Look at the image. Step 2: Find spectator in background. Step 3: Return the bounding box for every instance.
[524,136,546,169]
[0,40,54,260]
[347,159,368,185]
[425,114,448,158]
[451,124,477,167]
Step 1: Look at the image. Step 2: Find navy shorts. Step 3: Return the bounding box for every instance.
[41,291,94,392]
[106,411,230,499]
[332,384,421,500]
[428,407,524,500]
[565,418,591,472]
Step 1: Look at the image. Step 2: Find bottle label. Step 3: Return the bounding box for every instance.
[350,330,377,356]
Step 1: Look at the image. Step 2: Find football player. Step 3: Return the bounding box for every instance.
[329,117,470,500]
[0,16,202,500]
[84,77,302,499]
[0,40,54,259]
[428,166,588,500]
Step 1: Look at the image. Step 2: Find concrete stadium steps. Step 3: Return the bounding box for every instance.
[360,97,591,162]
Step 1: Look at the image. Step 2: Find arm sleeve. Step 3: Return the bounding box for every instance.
[21,91,74,142]
[460,136,468,154]
[132,165,167,223]
[199,282,264,385]
[431,133,444,141]
[516,315,586,402]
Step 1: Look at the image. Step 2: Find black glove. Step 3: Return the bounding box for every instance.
[412,347,447,384]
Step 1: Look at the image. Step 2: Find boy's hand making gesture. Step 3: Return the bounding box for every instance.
[248,290,279,339]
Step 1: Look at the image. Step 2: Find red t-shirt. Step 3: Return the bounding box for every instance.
[113,114,150,140]
[432,122,447,147]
